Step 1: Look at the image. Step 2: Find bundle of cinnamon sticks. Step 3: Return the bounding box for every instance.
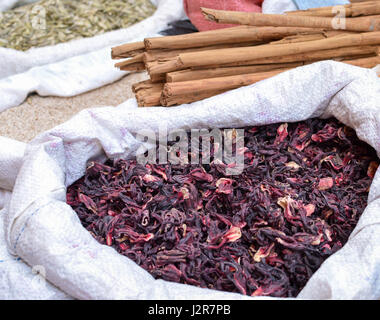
[112,1,380,107]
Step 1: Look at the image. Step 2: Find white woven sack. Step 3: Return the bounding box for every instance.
[0,137,73,299]
[4,61,380,300]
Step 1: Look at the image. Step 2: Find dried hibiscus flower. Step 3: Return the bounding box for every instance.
[67,118,378,298]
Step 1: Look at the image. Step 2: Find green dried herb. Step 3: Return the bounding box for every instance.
[0,0,156,51]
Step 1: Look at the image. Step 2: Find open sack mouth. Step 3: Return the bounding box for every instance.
[66,117,378,298]
[4,60,380,300]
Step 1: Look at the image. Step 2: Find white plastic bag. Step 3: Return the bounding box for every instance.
[4,61,380,300]
[0,205,72,300]
[0,137,74,299]
[0,137,26,191]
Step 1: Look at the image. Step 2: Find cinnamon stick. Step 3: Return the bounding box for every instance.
[343,54,380,67]
[111,41,145,59]
[150,73,166,83]
[114,53,144,69]
[160,55,380,106]
[199,45,379,67]
[166,62,302,82]
[333,53,379,61]
[174,32,380,69]
[162,68,291,98]
[161,90,227,106]
[146,57,179,76]
[201,7,380,32]
[136,91,162,107]
[119,62,146,72]
[132,80,162,93]
[142,42,263,63]
[269,33,328,44]
[269,30,353,45]
[134,81,164,107]
[143,25,325,50]
[350,0,380,2]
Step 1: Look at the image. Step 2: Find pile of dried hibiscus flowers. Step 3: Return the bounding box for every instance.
[67,118,378,298]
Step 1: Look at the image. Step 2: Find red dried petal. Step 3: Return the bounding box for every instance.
[320,155,343,170]
[180,187,190,199]
[253,243,275,262]
[143,174,161,183]
[251,287,264,297]
[216,178,234,194]
[106,233,113,246]
[190,168,213,182]
[277,196,298,222]
[224,226,242,242]
[304,204,315,217]
[334,173,344,186]
[108,210,117,217]
[294,140,309,151]
[78,193,97,214]
[274,123,288,145]
[141,233,154,242]
[367,161,379,179]
[285,161,300,171]
[318,177,334,191]
[152,167,168,181]
[311,124,337,143]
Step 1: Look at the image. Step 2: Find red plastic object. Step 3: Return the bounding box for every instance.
[184,0,263,31]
